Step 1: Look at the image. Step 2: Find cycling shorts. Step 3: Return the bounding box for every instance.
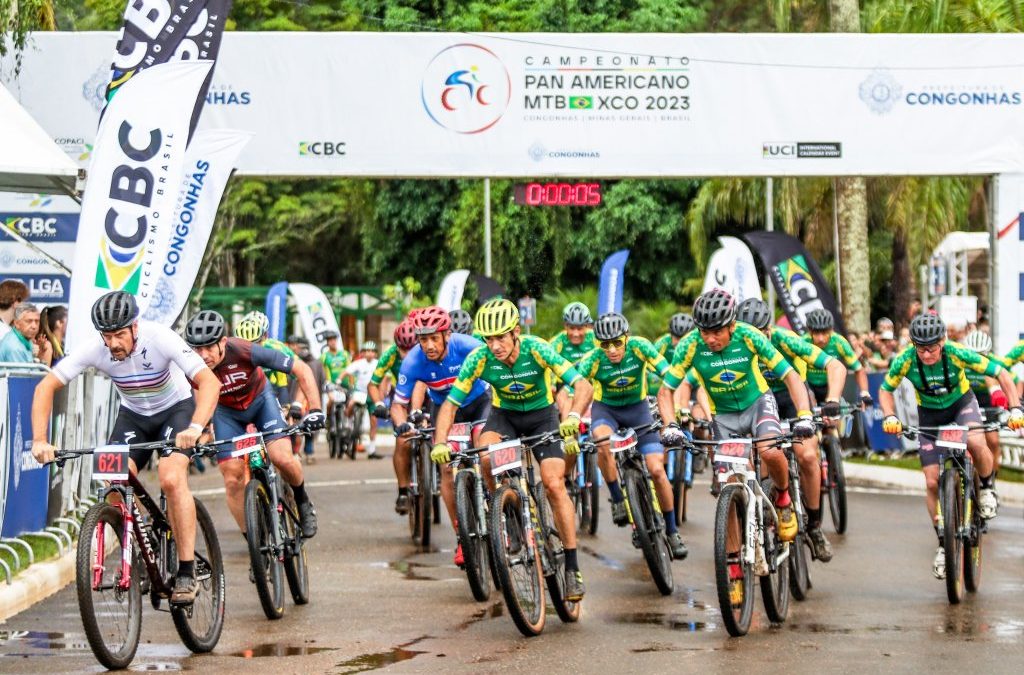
[213,385,287,460]
[772,384,814,422]
[917,392,982,468]
[711,393,783,442]
[483,405,563,462]
[809,384,828,407]
[590,400,661,453]
[454,394,490,436]
[109,397,196,468]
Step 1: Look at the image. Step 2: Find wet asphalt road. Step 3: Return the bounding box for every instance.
[2,445,1023,674]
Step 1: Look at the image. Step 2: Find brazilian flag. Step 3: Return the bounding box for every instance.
[569,96,593,110]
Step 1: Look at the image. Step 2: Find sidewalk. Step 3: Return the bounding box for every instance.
[844,461,1024,506]
[0,548,75,623]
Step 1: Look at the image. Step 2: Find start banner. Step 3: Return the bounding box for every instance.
[8,32,1024,177]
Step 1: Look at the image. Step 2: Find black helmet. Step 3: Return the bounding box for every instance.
[668,313,694,338]
[737,298,771,330]
[909,313,945,346]
[449,309,473,335]
[806,308,834,332]
[323,330,339,340]
[693,289,736,330]
[594,312,629,341]
[185,310,226,347]
[91,291,138,332]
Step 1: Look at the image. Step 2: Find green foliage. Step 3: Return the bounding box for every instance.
[532,286,684,340]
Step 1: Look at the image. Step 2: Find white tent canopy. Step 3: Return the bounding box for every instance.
[0,81,78,195]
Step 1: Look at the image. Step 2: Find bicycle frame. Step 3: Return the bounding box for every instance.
[490,438,559,576]
[933,426,976,544]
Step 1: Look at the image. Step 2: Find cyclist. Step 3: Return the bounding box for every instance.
[803,308,873,410]
[391,306,489,566]
[736,298,847,562]
[235,310,297,406]
[432,299,594,601]
[576,312,688,559]
[880,314,1023,578]
[184,310,324,541]
[550,302,597,417]
[448,309,475,337]
[963,330,1013,473]
[342,341,384,459]
[31,291,221,605]
[369,321,418,509]
[320,329,350,385]
[656,289,815,546]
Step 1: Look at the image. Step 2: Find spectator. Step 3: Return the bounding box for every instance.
[0,303,51,365]
[898,327,911,349]
[0,279,30,339]
[868,327,897,371]
[40,305,68,365]
[288,337,327,465]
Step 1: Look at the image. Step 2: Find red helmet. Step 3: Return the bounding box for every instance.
[394,320,417,350]
[406,307,425,322]
[412,305,452,336]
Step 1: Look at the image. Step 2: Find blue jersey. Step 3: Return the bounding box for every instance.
[395,333,489,407]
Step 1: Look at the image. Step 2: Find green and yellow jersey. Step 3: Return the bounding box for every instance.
[548,330,597,365]
[803,332,861,387]
[577,337,669,407]
[320,348,351,385]
[261,338,296,389]
[369,344,403,387]
[882,341,1004,409]
[762,327,832,393]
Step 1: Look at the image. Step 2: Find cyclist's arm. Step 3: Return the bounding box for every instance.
[410,381,427,412]
[290,359,322,411]
[433,401,458,445]
[191,367,221,429]
[878,350,909,418]
[657,335,698,424]
[878,388,897,418]
[996,368,1021,408]
[782,369,812,415]
[824,357,848,403]
[30,373,65,460]
[695,385,712,420]
[368,382,382,406]
[568,376,593,417]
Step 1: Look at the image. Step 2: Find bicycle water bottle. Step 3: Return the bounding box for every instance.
[249,449,267,471]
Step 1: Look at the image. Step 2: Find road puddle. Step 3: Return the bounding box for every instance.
[579,545,625,571]
[333,636,428,674]
[234,644,337,658]
[129,663,181,672]
[456,601,504,630]
[613,612,714,632]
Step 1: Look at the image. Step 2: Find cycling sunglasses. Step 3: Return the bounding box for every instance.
[599,338,626,350]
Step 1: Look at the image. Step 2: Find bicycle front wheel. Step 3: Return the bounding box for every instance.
[455,470,491,602]
[671,449,686,526]
[964,484,983,593]
[245,479,285,619]
[77,503,142,670]
[281,485,311,605]
[584,452,600,535]
[713,484,754,637]
[172,498,225,652]
[490,485,545,637]
[942,468,965,604]
[417,443,433,547]
[823,435,848,534]
[624,469,673,596]
[759,488,790,624]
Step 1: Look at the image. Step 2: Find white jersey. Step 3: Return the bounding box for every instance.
[344,358,376,393]
[53,320,206,416]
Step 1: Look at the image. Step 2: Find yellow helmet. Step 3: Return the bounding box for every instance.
[234,316,266,342]
[474,299,520,337]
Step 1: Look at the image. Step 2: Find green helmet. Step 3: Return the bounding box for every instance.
[562,301,593,326]
[475,299,520,337]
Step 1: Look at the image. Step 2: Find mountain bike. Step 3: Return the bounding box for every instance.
[450,420,500,601]
[777,419,813,602]
[485,432,580,636]
[817,401,854,534]
[406,422,440,546]
[904,424,990,605]
[205,425,311,620]
[568,438,600,535]
[326,384,348,459]
[702,432,793,637]
[54,441,225,670]
[339,390,368,460]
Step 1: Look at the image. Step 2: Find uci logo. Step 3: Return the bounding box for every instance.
[763,142,796,159]
[299,141,346,157]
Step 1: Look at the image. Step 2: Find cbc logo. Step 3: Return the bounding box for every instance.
[298,141,347,157]
[7,217,59,237]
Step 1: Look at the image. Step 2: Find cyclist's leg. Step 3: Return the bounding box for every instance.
[479,404,517,494]
[916,403,948,525]
[439,463,457,526]
[393,436,412,487]
[777,386,823,516]
[590,401,621,503]
[155,399,199,563]
[530,407,576,552]
[253,387,309,496]
[211,406,249,531]
[747,394,788,493]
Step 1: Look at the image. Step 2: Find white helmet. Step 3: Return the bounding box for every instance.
[962,330,992,354]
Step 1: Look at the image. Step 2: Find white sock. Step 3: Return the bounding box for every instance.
[366,440,377,455]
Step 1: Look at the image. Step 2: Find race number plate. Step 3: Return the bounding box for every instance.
[448,423,472,450]
[609,429,638,454]
[490,440,523,475]
[713,439,752,466]
[92,445,130,481]
[228,432,264,458]
[936,425,968,451]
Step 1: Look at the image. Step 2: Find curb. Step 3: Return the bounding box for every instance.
[843,461,1024,506]
[0,547,76,623]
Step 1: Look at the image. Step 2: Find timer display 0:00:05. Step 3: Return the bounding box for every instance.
[513,182,602,207]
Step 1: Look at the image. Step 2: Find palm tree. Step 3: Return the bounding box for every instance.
[2,0,57,73]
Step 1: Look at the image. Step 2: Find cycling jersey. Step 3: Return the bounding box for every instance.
[881,341,1003,409]
[395,333,487,407]
[965,353,1016,395]
[761,327,832,393]
[53,320,205,416]
[1004,340,1024,365]
[448,334,581,411]
[548,330,597,365]
[212,337,294,410]
[804,332,861,387]
[663,322,792,414]
[345,358,376,393]
[320,347,350,384]
[653,333,678,363]
[261,338,296,389]
[369,344,402,387]
[577,336,668,407]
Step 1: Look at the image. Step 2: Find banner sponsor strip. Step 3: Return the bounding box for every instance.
[288,283,342,359]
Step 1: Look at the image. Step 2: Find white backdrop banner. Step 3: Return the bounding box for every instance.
[289,283,341,359]
[701,236,762,302]
[993,173,1024,358]
[8,32,1024,177]
[65,61,212,349]
[141,129,252,325]
[436,269,470,311]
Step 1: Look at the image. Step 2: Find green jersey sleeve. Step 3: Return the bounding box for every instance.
[947,341,1002,378]
[776,328,831,371]
[528,338,582,387]
[370,345,399,386]
[833,334,862,371]
[631,337,669,378]
[1003,340,1024,365]
[684,368,700,387]
[739,324,792,381]
[662,332,701,390]
[447,346,489,408]
[576,350,602,381]
[881,346,915,392]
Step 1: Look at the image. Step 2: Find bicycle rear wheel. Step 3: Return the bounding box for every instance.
[281,485,311,605]
[624,469,673,596]
[417,443,433,547]
[823,435,848,534]
[455,470,491,602]
[536,485,581,624]
[788,530,810,601]
[759,495,790,624]
[77,503,142,670]
[713,484,754,637]
[172,498,225,652]
[584,452,600,535]
[942,469,965,604]
[245,479,285,619]
[490,485,545,637]
[964,484,983,593]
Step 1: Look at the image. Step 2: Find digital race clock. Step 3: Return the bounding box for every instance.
[513,182,602,207]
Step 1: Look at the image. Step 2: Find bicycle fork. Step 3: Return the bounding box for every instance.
[266,472,286,562]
